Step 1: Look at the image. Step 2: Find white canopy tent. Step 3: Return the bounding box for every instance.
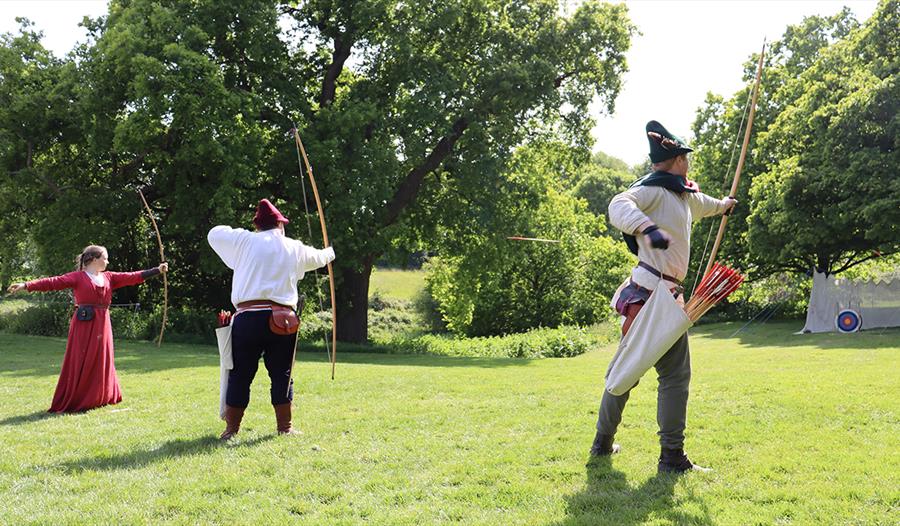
[802,271,900,333]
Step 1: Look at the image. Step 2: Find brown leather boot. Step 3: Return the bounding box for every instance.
[220,405,245,440]
[273,403,299,435]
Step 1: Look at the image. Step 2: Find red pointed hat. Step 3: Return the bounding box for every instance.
[253,198,289,228]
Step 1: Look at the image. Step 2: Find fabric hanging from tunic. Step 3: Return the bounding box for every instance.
[26,271,146,413]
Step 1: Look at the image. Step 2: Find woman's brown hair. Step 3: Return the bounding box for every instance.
[75,245,107,271]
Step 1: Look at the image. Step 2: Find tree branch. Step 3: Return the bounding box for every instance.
[278,5,301,17]
[554,70,577,88]
[320,33,353,107]
[379,116,470,228]
[833,250,898,275]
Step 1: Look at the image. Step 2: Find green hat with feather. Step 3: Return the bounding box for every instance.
[646,120,693,163]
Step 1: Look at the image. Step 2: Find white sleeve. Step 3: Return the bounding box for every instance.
[296,244,335,275]
[207,226,248,270]
[688,192,728,220]
[608,187,655,235]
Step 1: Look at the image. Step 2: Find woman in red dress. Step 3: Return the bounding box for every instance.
[7,245,168,413]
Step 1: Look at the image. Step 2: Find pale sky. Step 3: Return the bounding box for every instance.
[1,0,881,165]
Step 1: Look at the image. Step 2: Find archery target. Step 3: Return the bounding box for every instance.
[836,309,861,333]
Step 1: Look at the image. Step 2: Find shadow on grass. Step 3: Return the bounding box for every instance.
[690,321,900,351]
[0,410,59,426]
[59,434,274,473]
[0,333,535,377]
[296,345,537,369]
[555,457,712,526]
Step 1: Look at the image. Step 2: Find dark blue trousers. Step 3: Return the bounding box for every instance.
[226,310,296,408]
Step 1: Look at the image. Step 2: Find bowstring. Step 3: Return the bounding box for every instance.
[690,86,753,298]
[292,124,333,365]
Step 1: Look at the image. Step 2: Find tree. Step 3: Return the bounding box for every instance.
[425,140,633,336]
[687,7,867,280]
[746,0,899,275]
[1,1,635,342]
[0,20,77,285]
[287,0,635,342]
[572,151,633,233]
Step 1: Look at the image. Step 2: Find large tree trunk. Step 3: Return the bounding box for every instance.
[335,257,374,344]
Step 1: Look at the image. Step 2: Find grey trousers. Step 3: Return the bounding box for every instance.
[596,332,691,449]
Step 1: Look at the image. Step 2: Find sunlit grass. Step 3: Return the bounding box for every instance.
[0,322,897,524]
[370,268,426,301]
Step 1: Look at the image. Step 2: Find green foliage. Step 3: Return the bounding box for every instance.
[143,305,218,345]
[840,252,900,281]
[411,283,448,334]
[571,161,633,232]
[386,325,602,359]
[588,150,631,173]
[366,294,424,342]
[0,303,70,336]
[689,3,898,279]
[695,273,811,324]
[747,0,899,276]
[424,139,634,336]
[0,298,29,317]
[0,0,637,342]
[108,307,151,341]
[0,20,73,287]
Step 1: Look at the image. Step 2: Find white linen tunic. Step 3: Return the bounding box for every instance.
[208,226,335,309]
[608,186,728,302]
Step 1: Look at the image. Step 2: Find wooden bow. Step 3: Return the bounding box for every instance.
[292,128,337,380]
[138,189,168,347]
[704,40,766,276]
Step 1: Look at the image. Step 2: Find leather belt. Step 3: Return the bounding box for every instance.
[236,300,293,311]
[638,261,683,286]
[629,279,683,298]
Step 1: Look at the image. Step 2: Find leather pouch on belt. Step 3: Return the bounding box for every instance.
[76,305,95,321]
[269,307,299,335]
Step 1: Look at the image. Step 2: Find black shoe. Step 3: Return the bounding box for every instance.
[589,431,621,456]
[657,447,711,473]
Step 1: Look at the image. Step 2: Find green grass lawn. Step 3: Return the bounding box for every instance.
[0,322,897,525]
[370,267,426,301]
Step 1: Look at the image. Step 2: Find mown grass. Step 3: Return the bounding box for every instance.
[369,268,426,301]
[0,322,897,525]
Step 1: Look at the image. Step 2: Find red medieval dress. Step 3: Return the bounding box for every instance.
[25,270,148,413]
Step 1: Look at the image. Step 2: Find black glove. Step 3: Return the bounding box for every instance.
[642,225,669,250]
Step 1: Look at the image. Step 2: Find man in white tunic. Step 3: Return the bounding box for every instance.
[590,121,736,473]
[208,198,335,439]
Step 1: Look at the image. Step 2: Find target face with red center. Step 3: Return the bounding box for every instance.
[836,310,861,333]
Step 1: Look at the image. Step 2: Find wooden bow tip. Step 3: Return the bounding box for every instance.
[137,188,168,347]
[703,39,766,277]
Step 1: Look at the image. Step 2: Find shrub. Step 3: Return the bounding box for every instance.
[298,308,333,343]
[425,191,634,337]
[144,305,217,345]
[110,307,151,340]
[385,325,609,359]
[693,272,810,324]
[412,278,448,334]
[4,303,71,337]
